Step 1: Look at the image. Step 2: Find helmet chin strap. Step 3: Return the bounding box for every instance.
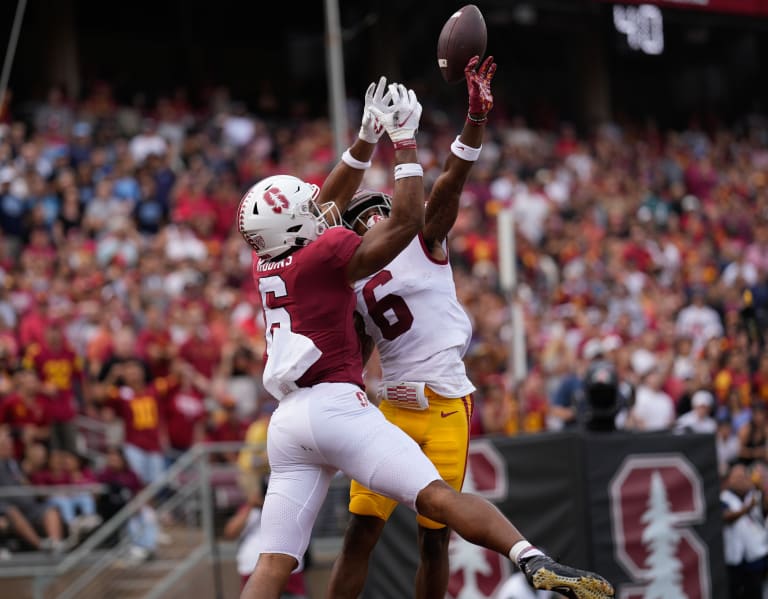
[271,246,299,261]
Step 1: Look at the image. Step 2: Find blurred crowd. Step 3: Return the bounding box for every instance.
[0,81,766,558]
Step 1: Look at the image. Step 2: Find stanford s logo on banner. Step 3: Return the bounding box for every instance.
[447,440,511,598]
[609,454,711,599]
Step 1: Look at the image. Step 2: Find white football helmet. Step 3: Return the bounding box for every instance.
[237,175,340,260]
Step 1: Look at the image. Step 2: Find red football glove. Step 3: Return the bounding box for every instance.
[465,55,497,119]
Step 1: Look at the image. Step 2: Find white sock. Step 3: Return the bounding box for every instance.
[509,540,544,564]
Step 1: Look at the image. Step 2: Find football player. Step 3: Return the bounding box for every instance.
[327,57,614,599]
[326,54,494,599]
[238,80,614,599]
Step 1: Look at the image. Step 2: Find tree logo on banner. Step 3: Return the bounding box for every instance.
[609,454,710,599]
[447,440,510,598]
[641,472,686,598]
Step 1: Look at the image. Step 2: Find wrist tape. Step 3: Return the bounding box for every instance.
[393,138,417,151]
[341,149,372,170]
[394,163,423,180]
[450,136,482,162]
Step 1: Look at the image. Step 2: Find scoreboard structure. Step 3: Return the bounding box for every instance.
[599,0,768,16]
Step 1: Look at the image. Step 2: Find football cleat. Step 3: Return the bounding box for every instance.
[520,554,615,599]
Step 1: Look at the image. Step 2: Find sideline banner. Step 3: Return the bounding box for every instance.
[361,432,726,599]
[586,432,726,599]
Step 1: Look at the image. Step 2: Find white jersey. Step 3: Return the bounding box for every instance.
[354,234,475,398]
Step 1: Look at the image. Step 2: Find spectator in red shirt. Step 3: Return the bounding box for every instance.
[206,388,247,463]
[714,350,753,408]
[171,170,216,231]
[23,319,84,453]
[684,155,718,201]
[26,448,68,486]
[0,346,15,398]
[209,171,239,241]
[164,360,210,459]
[0,368,51,458]
[96,447,143,518]
[753,353,768,405]
[0,427,64,553]
[106,359,168,485]
[18,295,48,349]
[0,316,19,364]
[178,302,221,378]
[137,303,176,379]
[20,228,56,276]
[32,449,101,537]
[20,442,48,480]
[518,370,549,433]
[622,225,654,273]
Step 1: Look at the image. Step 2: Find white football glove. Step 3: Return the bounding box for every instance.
[358,76,391,144]
[368,83,422,144]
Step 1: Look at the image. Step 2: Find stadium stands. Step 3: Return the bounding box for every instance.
[0,80,766,565]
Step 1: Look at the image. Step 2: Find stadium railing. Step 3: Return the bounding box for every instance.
[0,441,350,599]
[73,415,123,466]
[0,484,107,499]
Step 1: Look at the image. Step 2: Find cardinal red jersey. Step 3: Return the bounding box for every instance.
[164,387,206,450]
[179,333,221,378]
[753,371,768,404]
[0,394,52,458]
[137,328,174,378]
[29,469,71,485]
[110,381,169,452]
[206,417,248,443]
[24,343,83,421]
[0,394,52,428]
[252,227,363,389]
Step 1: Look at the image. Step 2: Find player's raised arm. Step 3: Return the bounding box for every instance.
[316,77,390,220]
[346,84,425,282]
[423,55,496,252]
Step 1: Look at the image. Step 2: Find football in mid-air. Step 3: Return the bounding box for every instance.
[436,4,487,84]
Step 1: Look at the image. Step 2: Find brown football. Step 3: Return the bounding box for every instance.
[436,4,487,84]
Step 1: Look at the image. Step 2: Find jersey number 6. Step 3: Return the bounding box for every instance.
[259,275,293,355]
[362,270,414,340]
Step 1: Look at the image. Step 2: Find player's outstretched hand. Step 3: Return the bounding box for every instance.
[368,83,422,145]
[358,76,391,144]
[465,55,496,120]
